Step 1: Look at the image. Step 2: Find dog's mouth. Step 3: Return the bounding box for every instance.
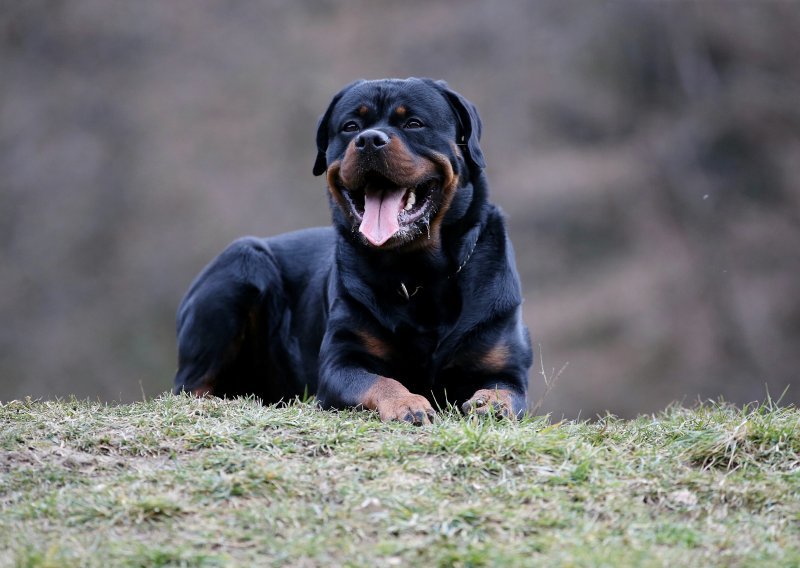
[336,171,441,247]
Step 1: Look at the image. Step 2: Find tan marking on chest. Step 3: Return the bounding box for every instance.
[355,329,392,360]
[480,343,510,372]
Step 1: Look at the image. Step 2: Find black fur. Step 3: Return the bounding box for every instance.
[174,78,533,419]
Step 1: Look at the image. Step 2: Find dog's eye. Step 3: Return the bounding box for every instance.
[342,121,360,133]
[403,118,424,129]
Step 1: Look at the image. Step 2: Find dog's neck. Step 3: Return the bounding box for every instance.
[335,176,490,310]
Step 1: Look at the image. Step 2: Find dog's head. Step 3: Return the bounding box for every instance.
[313,78,485,250]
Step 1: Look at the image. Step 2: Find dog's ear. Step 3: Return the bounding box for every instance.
[429,80,486,171]
[313,80,363,177]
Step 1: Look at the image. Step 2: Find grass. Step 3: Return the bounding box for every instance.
[1,395,798,567]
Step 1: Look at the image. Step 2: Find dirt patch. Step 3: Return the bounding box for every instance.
[1,445,128,476]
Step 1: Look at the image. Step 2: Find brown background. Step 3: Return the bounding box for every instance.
[2,1,798,417]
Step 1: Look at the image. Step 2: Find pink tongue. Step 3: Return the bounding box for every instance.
[359,186,407,246]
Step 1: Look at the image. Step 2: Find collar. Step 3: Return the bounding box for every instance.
[396,223,482,300]
[448,223,481,279]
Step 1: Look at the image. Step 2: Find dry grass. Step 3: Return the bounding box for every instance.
[1,395,798,567]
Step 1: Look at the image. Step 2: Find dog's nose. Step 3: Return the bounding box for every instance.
[354,129,390,151]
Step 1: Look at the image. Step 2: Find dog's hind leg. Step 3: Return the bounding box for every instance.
[173,237,291,402]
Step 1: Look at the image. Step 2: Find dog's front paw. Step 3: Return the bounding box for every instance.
[462,388,515,420]
[376,394,436,425]
[360,376,436,425]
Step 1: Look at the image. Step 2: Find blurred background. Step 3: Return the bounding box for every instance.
[1,1,798,418]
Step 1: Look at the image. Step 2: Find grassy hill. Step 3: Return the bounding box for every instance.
[1,395,798,567]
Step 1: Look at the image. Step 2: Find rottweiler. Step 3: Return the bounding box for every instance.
[174,78,533,423]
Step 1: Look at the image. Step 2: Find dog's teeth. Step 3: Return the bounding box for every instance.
[404,191,416,211]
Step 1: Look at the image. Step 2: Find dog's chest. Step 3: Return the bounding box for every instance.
[384,312,462,387]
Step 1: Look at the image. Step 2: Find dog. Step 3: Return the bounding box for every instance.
[173,78,533,424]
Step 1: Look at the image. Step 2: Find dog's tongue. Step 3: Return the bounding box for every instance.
[359,185,406,246]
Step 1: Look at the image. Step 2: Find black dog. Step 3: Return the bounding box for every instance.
[174,78,532,423]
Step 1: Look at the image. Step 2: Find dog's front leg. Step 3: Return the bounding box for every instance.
[317,318,435,425]
[318,364,435,425]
